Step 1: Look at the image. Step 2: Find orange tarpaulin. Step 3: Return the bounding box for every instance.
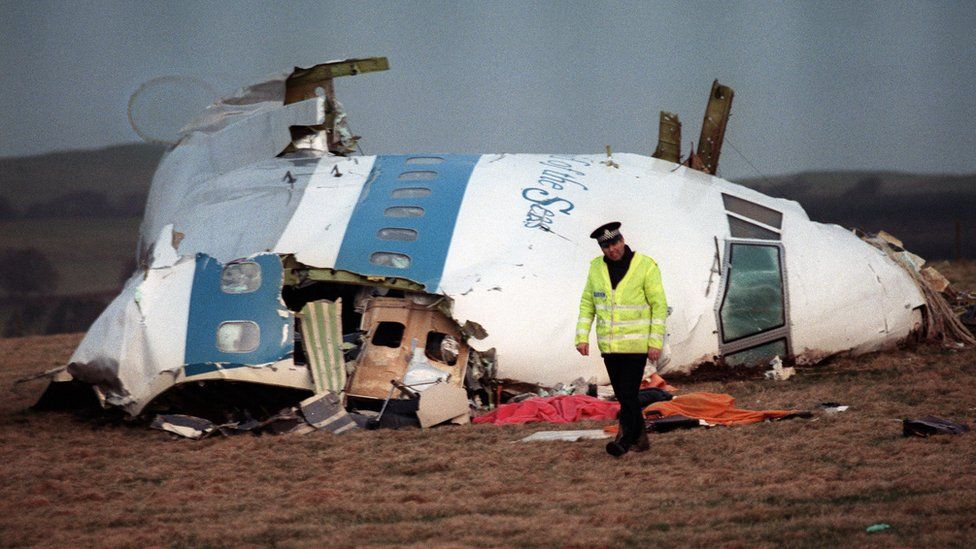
[605,392,799,434]
[645,392,797,426]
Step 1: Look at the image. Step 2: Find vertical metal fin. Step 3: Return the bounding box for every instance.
[696,80,734,175]
[651,111,682,163]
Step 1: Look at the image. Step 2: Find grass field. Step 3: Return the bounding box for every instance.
[2,331,975,546]
[0,263,972,546]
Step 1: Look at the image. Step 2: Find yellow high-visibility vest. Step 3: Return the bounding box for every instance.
[575,252,667,353]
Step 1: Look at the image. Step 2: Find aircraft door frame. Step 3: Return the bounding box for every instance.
[713,238,792,366]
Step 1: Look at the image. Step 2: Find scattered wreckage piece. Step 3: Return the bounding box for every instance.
[298,299,347,395]
[519,430,612,442]
[151,414,218,440]
[300,392,357,433]
[818,402,849,414]
[150,391,357,439]
[415,381,469,428]
[902,416,971,437]
[763,356,795,381]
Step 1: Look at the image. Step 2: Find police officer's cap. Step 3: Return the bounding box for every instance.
[590,221,623,247]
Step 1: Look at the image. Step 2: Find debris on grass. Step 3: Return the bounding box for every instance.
[519,430,612,442]
[764,355,795,381]
[902,416,970,437]
[818,402,849,414]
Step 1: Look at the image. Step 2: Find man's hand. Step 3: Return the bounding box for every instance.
[647,348,661,362]
[576,343,589,356]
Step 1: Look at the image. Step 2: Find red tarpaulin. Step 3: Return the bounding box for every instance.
[473,395,620,425]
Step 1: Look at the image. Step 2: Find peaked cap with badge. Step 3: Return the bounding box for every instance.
[590,221,623,246]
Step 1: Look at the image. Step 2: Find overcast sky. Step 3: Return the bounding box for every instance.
[2,0,974,180]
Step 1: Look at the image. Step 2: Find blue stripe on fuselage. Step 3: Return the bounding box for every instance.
[183,253,293,373]
[334,155,480,290]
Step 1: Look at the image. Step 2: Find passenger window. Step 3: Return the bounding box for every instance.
[391,187,431,199]
[405,157,444,165]
[216,321,261,353]
[377,228,418,241]
[397,171,437,181]
[220,262,261,293]
[370,252,411,269]
[719,244,785,342]
[384,206,425,217]
[372,322,405,348]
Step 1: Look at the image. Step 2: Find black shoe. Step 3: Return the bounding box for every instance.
[605,441,628,457]
[633,431,650,452]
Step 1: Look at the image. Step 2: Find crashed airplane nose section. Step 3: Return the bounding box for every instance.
[67,151,928,414]
[61,59,943,416]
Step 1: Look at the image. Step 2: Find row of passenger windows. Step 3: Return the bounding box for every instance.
[370,158,445,270]
[218,159,443,288]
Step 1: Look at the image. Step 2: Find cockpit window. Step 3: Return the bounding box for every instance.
[723,339,788,367]
[721,193,782,229]
[727,216,780,240]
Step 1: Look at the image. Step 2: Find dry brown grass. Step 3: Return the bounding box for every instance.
[3,316,976,546]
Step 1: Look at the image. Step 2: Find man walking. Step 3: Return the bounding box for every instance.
[575,222,668,457]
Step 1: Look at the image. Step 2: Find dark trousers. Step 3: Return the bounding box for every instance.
[603,353,646,446]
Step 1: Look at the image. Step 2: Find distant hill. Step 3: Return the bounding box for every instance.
[737,171,976,260]
[0,143,163,336]
[0,143,165,218]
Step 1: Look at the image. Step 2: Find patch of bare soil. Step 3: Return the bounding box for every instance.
[3,333,976,546]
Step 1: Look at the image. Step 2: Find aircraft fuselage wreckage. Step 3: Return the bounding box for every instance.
[48,58,957,417]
